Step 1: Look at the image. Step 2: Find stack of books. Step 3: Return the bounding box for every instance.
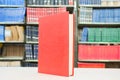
[81,27,120,42]
[27,0,73,5]
[79,7,92,23]
[0,8,25,22]
[0,61,21,67]
[26,26,38,42]
[27,7,66,22]
[25,44,38,60]
[101,0,120,6]
[1,44,24,57]
[0,0,24,6]
[79,0,101,5]
[93,8,120,23]
[23,62,38,67]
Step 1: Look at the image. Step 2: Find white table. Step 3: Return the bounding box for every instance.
[0,67,120,80]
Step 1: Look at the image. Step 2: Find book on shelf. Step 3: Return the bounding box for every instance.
[1,44,24,57]
[0,8,25,22]
[81,27,88,42]
[0,61,21,67]
[0,26,4,42]
[25,44,38,60]
[78,62,105,68]
[33,44,38,59]
[79,7,92,23]
[79,0,101,5]
[81,27,120,42]
[27,0,73,5]
[26,26,38,42]
[78,45,119,60]
[23,62,38,67]
[5,25,24,42]
[25,44,32,60]
[38,12,74,76]
[0,0,24,6]
[27,7,66,23]
[101,0,120,6]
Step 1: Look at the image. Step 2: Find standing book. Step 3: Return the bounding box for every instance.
[38,12,74,76]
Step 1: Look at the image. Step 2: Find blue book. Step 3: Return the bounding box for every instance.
[0,0,24,6]
[34,45,38,59]
[0,8,5,22]
[0,26,4,41]
[81,27,88,42]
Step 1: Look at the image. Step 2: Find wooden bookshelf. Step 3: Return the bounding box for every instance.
[79,22,120,26]
[24,60,38,62]
[27,5,74,8]
[79,42,120,45]
[26,41,38,44]
[0,22,25,25]
[0,57,23,61]
[0,41,24,44]
[0,5,25,8]
[26,22,38,25]
[78,60,120,63]
[79,5,120,8]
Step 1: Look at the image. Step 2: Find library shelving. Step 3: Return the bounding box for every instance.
[78,0,120,68]
[0,0,25,67]
[23,0,75,67]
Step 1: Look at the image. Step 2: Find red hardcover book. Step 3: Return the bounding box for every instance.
[78,62,105,68]
[38,12,74,76]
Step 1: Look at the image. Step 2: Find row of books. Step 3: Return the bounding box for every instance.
[79,7,120,23]
[78,62,105,68]
[79,0,120,6]
[81,28,120,42]
[101,0,120,6]
[25,44,38,60]
[0,44,24,57]
[79,7,92,23]
[23,62,38,67]
[27,8,66,22]
[27,0,73,5]
[78,45,120,60]
[79,0,101,5]
[0,0,24,5]
[26,26,38,42]
[0,25,24,42]
[93,8,120,23]
[0,8,25,22]
[0,61,21,67]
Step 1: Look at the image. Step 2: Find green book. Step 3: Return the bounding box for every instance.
[95,28,102,42]
[88,28,95,42]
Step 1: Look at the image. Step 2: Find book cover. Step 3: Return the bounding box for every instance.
[38,12,74,76]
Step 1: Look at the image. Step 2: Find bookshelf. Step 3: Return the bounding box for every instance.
[24,0,75,67]
[0,0,25,67]
[0,0,75,67]
[78,0,120,68]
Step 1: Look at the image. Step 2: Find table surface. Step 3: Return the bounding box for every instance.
[0,67,120,80]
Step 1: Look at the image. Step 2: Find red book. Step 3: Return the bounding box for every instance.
[78,62,105,68]
[38,12,74,76]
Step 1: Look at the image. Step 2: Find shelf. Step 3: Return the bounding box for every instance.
[79,42,120,45]
[0,5,25,8]
[26,41,38,44]
[24,60,38,62]
[0,57,23,61]
[0,22,25,25]
[78,60,120,62]
[79,22,120,26]
[79,5,120,8]
[0,41,24,44]
[27,22,38,25]
[27,5,74,8]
